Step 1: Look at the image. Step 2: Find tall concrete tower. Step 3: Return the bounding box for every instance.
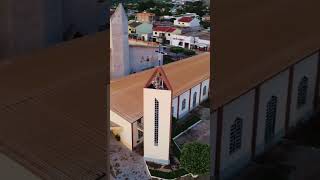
[143,67,172,165]
[110,4,130,79]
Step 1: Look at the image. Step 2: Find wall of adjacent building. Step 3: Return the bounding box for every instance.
[289,52,319,127]
[219,90,255,180]
[255,70,289,156]
[214,51,320,180]
[110,111,133,150]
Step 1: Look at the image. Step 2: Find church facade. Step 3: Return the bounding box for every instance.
[212,51,320,179]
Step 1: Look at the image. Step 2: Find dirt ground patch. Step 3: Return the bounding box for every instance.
[110,133,150,180]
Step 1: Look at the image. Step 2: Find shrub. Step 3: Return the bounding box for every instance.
[170,47,185,54]
[184,49,196,56]
[115,134,121,141]
[180,142,210,175]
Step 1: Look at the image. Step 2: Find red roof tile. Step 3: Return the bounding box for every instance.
[178,17,193,23]
[153,26,176,32]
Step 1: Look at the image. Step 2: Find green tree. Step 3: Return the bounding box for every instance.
[180,142,210,175]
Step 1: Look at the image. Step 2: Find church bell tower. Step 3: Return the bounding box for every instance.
[110,3,130,79]
[143,67,172,165]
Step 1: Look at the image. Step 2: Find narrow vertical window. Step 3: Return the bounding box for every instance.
[193,92,197,108]
[182,99,186,110]
[297,76,308,109]
[203,86,207,96]
[229,118,242,155]
[154,99,159,146]
[265,96,277,144]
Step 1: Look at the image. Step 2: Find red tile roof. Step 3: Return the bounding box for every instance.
[178,17,193,23]
[153,26,176,32]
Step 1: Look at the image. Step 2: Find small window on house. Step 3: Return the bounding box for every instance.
[168,33,171,36]
[265,96,277,144]
[182,99,186,110]
[155,32,158,34]
[229,118,242,155]
[179,42,183,46]
[297,76,308,109]
[203,86,207,96]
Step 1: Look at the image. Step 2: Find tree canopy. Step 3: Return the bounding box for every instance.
[180,142,210,175]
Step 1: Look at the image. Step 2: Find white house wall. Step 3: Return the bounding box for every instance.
[110,111,133,150]
[255,70,289,156]
[220,90,255,180]
[289,52,319,127]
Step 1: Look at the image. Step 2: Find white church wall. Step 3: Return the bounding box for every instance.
[178,90,191,118]
[172,97,178,118]
[219,89,255,180]
[255,70,289,156]
[129,46,163,73]
[200,79,210,102]
[289,52,319,127]
[190,84,201,110]
[110,111,133,150]
[144,88,172,165]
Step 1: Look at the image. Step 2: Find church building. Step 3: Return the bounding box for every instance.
[110,53,210,164]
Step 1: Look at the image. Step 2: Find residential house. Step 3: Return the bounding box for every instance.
[136,12,156,23]
[152,26,181,44]
[174,16,200,28]
[171,31,210,51]
[128,21,142,34]
[135,23,153,41]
